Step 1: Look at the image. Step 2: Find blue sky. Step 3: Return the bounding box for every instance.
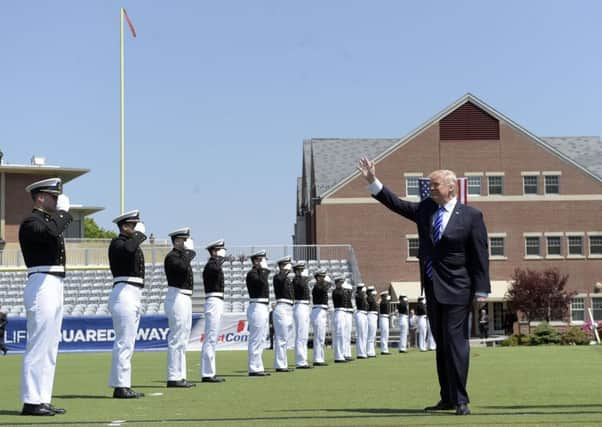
[1,1,601,245]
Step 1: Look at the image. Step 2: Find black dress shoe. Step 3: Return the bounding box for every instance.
[345,357,353,361]
[455,404,471,415]
[167,379,196,387]
[21,403,55,416]
[424,401,455,411]
[113,387,144,398]
[381,352,391,355]
[356,356,368,359]
[295,365,312,369]
[367,355,377,358]
[275,368,291,372]
[248,371,270,376]
[334,359,347,363]
[399,350,407,353]
[313,362,329,366]
[42,403,66,414]
[201,376,225,383]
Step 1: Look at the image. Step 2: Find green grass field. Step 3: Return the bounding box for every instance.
[1,346,601,426]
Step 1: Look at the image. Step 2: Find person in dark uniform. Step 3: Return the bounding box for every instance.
[292,261,312,369]
[164,227,196,388]
[397,295,409,353]
[310,269,329,367]
[366,286,378,357]
[272,256,295,372]
[19,178,71,416]
[108,210,147,399]
[246,250,271,376]
[201,239,227,383]
[354,284,368,359]
[332,275,347,363]
[379,291,391,355]
[0,310,8,355]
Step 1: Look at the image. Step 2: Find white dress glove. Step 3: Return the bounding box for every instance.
[134,222,146,235]
[56,194,70,212]
[324,275,332,284]
[287,272,296,281]
[183,238,194,251]
[259,259,269,270]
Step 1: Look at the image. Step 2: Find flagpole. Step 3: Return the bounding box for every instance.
[120,7,125,214]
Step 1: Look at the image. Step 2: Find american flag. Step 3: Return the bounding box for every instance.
[418,177,468,204]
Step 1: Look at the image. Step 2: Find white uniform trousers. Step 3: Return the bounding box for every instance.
[343,311,353,358]
[398,314,409,352]
[109,283,142,388]
[367,312,378,357]
[333,309,346,361]
[354,311,368,358]
[379,315,390,353]
[247,302,269,373]
[293,302,310,366]
[273,303,293,369]
[417,315,427,351]
[201,297,224,378]
[21,273,63,404]
[310,306,327,363]
[426,317,437,350]
[165,287,192,381]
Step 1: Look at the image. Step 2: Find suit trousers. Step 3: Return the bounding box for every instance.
[202,297,224,378]
[21,273,63,404]
[109,283,142,388]
[247,302,268,373]
[366,312,378,356]
[165,287,192,381]
[310,307,327,363]
[273,303,293,369]
[294,303,311,366]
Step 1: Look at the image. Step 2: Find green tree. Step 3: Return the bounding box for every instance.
[84,217,117,239]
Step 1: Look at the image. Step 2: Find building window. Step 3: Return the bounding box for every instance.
[568,235,583,256]
[493,302,504,330]
[546,236,562,256]
[592,298,602,321]
[407,238,419,258]
[487,176,503,195]
[406,177,419,197]
[544,175,560,194]
[590,235,602,256]
[571,297,585,321]
[525,236,541,256]
[489,237,505,257]
[467,176,481,196]
[523,175,538,195]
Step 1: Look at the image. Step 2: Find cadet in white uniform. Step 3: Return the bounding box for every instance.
[164,227,196,388]
[416,296,428,352]
[246,250,271,376]
[366,286,378,358]
[292,261,312,369]
[19,178,71,416]
[272,256,295,372]
[379,291,391,355]
[332,275,347,363]
[397,295,409,353]
[354,284,368,359]
[310,269,329,366]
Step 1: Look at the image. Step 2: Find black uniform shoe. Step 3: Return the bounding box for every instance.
[381,352,391,355]
[356,356,368,359]
[424,401,455,411]
[113,387,144,398]
[367,355,377,358]
[201,376,225,383]
[399,350,407,353]
[334,359,348,363]
[344,357,354,361]
[167,379,196,388]
[275,368,291,372]
[455,404,471,415]
[22,403,55,416]
[42,403,66,414]
[295,365,312,369]
[313,362,329,366]
[248,371,270,376]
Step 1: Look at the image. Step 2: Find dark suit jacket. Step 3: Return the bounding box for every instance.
[374,185,490,305]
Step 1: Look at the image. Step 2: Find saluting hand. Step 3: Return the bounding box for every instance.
[357,157,376,184]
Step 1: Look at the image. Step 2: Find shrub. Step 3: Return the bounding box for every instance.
[560,326,592,345]
[500,334,531,346]
[530,322,561,345]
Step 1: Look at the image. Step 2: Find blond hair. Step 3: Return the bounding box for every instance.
[429,169,457,196]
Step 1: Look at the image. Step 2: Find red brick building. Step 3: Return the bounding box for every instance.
[295,93,602,332]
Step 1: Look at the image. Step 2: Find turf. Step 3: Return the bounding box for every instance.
[1,346,601,426]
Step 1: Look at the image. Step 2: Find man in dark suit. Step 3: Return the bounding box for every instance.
[358,158,490,416]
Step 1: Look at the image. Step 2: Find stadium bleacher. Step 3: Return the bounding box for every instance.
[0,259,356,317]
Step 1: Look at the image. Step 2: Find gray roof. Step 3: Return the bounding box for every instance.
[542,137,602,181]
[308,138,398,197]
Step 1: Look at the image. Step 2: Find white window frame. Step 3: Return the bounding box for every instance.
[566,232,585,258]
[488,233,507,260]
[544,232,563,259]
[591,296,602,322]
[405,234,419,262]
[486,173,505,196]
[523,232,542,259]
[521,172,540,195]
[543,172,561,195]
[587,232,602,258]
[404,173,423,198]
[570,295,586,324]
